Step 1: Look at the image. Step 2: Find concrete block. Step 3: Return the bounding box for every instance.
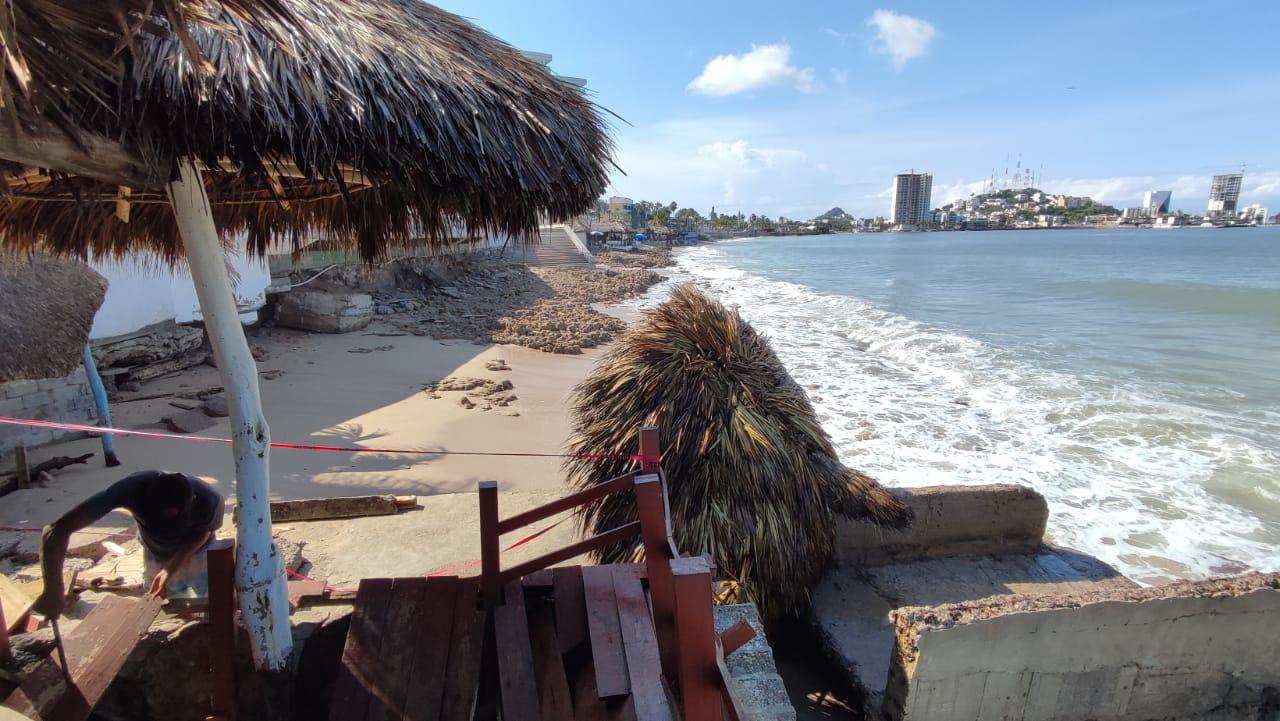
[49,383,88,403]
[885,573,1280,721]
[21,390,54,409]
[811,575,895,710]
[837,484,1048,566]
[1,380,39,397]
[275,289,374,333]
[713,604,797,721]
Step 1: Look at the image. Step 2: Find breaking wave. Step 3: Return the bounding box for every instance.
[636,246,1280,584]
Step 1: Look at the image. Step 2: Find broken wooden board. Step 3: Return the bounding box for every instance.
[3,595,164,721]
[1,572,76,633]
[233,495,419,523]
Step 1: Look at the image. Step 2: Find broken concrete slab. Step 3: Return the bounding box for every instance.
[165,410,215,434]
[812,576,896,713]
[274,289,373,333]
[201,395,229,417]
[813,546,1136,716]
[836,484,1048,567]
[886,573,1280,721]
[714,603,796,721]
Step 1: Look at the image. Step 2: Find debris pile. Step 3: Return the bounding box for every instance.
[366,260,664,354]
[595,247,674,269]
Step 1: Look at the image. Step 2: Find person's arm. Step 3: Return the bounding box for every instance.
[147,494,224,598]
[33,502,118,618]
[147,529,212,598]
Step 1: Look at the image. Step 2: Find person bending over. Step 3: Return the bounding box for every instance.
[33,470,225,618]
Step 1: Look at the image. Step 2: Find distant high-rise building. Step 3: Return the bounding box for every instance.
[891,171,933,225]
[1143,190,1172,214]
[1207,173,1243,217]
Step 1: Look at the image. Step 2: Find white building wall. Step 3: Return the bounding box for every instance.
[89,233,270,340]
[89,261,178,339]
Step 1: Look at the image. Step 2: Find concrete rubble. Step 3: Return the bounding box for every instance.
[274,288,374,333]
[295,256,662,353]
[715,604,797,721]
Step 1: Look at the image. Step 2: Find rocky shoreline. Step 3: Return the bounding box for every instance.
[366,259,665,354]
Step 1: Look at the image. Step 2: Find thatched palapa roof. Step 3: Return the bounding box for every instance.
[566,285,912,623]
[0,255,107,382]
[0,0,613,263]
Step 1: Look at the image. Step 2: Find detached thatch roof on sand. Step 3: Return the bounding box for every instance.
[0,0,613,263]
[0,255,107,382]
[566,285,912,623]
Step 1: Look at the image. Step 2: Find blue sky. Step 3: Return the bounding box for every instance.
[434,1,1280,219]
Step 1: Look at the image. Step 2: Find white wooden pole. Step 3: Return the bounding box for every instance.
[167,160,292,670]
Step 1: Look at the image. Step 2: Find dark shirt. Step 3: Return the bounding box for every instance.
[77,470,224,561]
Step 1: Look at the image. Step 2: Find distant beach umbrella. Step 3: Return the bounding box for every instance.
[0,0,612,669]
[566,284,912,623]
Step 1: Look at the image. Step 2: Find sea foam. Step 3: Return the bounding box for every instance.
[636,246,1279,584]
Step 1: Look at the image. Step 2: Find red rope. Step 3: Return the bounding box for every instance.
[0,416,644,462]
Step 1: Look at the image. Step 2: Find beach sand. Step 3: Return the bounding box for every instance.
[0,319,616,583]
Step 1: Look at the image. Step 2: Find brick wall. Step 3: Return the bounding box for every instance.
[0,369,96,455]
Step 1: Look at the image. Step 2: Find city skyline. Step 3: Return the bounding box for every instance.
[433,1,1280,219]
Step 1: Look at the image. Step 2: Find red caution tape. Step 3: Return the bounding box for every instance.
[0,416,643,462]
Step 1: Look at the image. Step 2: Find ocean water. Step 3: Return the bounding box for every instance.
[638,227,1280,584]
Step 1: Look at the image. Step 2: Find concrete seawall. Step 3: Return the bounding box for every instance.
[815,484,1280,721]
[888,574,1280,721]
[836,484,1048,565]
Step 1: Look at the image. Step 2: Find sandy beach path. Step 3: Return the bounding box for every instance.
[0,323,605,564]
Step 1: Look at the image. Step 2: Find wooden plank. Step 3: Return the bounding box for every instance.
[232,495,416,524]
[479,482,501,609]
[581,566,630,699]
[520,569,554,588]
[402,577,461,721]
[497,474,635,534]
[633,475,677,682]
[288,579,327,612]
[637,427,661,474]
[14,446,30,490]
[0,576,33,636]
[611,567,674,721]
[439,581,484,721]
[207,541,236,721]
[670,558,718,721]
[366,578,429,721]
[493,581,539,721]
[718,620,756,658]
[553,567,588,655]
[328,578,394,721]
[715,649,748,721]
[4,595,164,721]
[498,523,641,586]
[527,600,574,721]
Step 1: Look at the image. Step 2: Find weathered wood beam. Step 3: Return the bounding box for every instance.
[0,119,161,189]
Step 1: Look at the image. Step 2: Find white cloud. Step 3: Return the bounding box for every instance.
[866,10,937,67]
[831,68,849,85]
[687,44,815,96]
[697,140,807,169]
[824,28,851,41]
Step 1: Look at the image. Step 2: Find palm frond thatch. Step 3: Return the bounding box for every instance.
[565,285,912,624]
[0,254,107,382]
[0,0,613,264]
